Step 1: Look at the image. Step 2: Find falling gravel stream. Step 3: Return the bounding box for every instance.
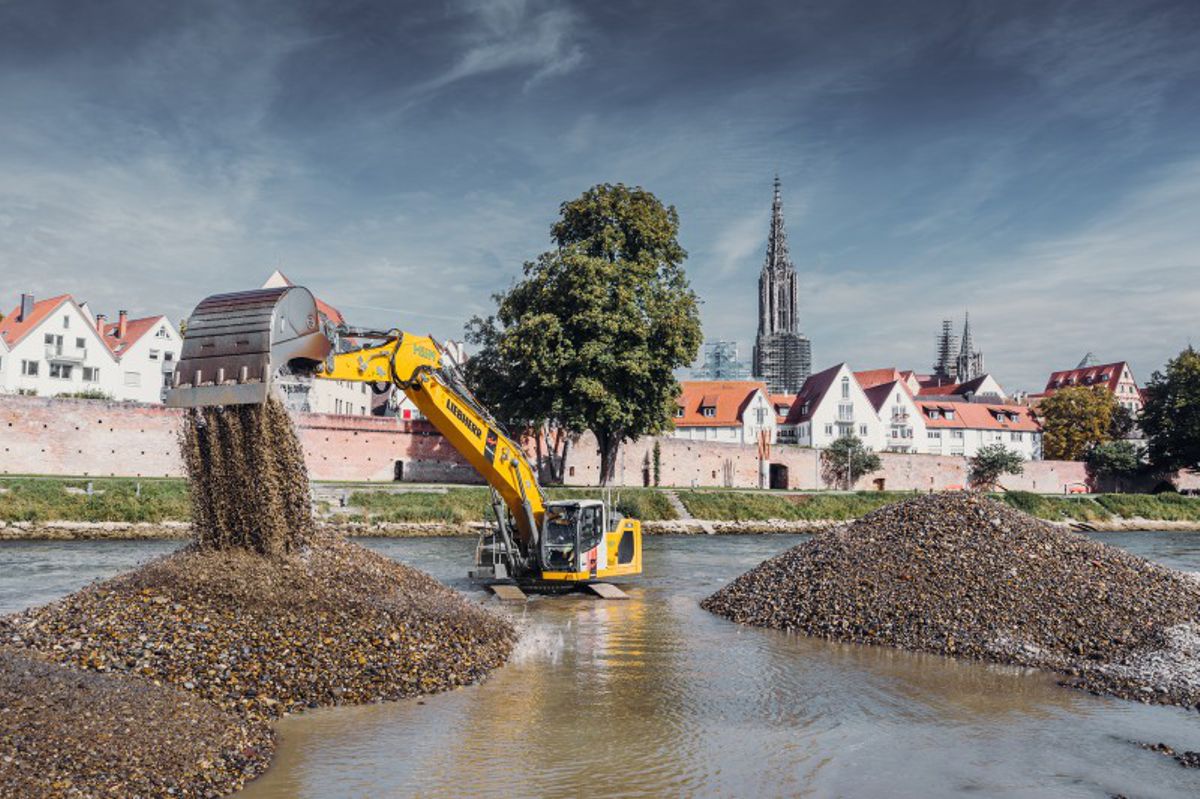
[4,533,1200,797]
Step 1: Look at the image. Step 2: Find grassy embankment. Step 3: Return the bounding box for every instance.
[3,478,1199,526]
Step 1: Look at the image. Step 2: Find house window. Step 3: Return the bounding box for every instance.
[945,409,955,420]
[83,367,100,382]
[75,337,85,349]
[49,363,73,379]
[951,430,963,439]
[928,409,940,419]
[841,376,850,399]
[162,372,173,388]
[1011,432,1023,442]
[675,406,684,418]
[149,349,160,360]
[701,406,715,418]
[21,360,39,376]
[859,424,868,436]
[756,408,766,424]
[928,431,941,439]
[156,327,170,338]
[164,352,174,362]
[62,315,69,329]
[124,371,141,387]
[824,424,833,436]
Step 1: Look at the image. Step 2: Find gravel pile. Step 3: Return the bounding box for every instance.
[702,492,1200,707]
[1,397,515,796]
[0,648,271,797]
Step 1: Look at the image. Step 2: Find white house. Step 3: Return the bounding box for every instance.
[0,293,183,403]
[919,400,1042,460]
[672,380,778,444]
[779,364,884,448]
[98,311,183,404]
[0,294,119,399]
[857,374,926,454]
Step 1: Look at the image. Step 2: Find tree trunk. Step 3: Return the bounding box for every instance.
[534,426,545,483]
[596,430,621,486]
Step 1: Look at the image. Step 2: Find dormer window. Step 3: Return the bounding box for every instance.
[701,405,716,418]
[674,406,684,418]
[945,409,955,420]
[928,409,940,419]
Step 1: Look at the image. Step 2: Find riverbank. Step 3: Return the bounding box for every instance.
[3,479,1199,538]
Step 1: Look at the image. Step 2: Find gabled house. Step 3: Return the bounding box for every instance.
[862,379,925,453]
[1040,358,1142,414]
[919,400,1041,459]
[780,363,883,448]
[0,294,119,399]
[915,373,1007,401]
[672,380,777,444]
[98,312,182,404]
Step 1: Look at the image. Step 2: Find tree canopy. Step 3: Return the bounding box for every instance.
[465,183,702,485]
[969,444,1025,490]
[820,435,882,489]
[1141,346,1200,473]
[1035,385,1120,461]
[1085,440,1144,491]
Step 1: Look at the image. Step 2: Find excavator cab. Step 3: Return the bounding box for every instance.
[538,499,641,583]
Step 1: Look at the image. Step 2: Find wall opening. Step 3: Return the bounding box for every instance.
[393,460,404,481]
[769,463,789,490]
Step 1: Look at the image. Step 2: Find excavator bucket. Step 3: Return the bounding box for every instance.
[165,286,333,408]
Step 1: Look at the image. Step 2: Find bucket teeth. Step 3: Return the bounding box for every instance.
[165,286,333,408]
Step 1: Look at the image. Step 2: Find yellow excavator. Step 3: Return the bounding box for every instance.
[165,285,641,597]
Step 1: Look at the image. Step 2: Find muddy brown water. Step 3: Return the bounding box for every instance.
[3,533,1200,797]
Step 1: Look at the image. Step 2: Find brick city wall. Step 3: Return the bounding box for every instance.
[0,394,478,483]
[2,395,1190,494]
[561,432,1093,493]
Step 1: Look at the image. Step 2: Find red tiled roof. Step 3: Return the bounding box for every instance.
[854,368,904,390]
[863,381,904,412]
[100,315,167,358]
[918,401,1040,432]
[0,294,72,348]
[769,393,795,421]
[1043,361,1129,394]
[675,380,769,427]
[784,363,846,424]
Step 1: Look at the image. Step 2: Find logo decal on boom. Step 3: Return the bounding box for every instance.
[445,398,482,438]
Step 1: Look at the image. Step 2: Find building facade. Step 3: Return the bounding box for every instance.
[0,294,183,403]
[672,380,777,445]
[1040,357,1143,414]
[751,177,812,394]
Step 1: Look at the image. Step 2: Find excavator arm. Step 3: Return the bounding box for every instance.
[166,285,641,588]
[319,331,546,553]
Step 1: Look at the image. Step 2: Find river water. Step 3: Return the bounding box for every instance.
[3,533,1200,798]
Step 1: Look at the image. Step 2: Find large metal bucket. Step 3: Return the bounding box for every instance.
[165,286,333,408]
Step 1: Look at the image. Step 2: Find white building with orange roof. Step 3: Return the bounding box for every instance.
[0,292,183,403]
[672,380,777,444]
[918,400,1042,459]
[0,293,119,399]
[779,363,885,448]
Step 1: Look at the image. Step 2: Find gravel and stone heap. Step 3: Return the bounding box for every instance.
[0,648,271,797]
[702,492,1200,708]
[1,399,515,797]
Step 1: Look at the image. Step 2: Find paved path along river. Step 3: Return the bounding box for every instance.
[3,533,1200,797]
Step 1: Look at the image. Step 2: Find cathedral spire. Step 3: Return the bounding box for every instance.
[959,311,973,358]
[764,174,792,275]
[753,176,811,393]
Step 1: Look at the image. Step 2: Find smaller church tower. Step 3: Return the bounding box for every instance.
[955,312,984,382]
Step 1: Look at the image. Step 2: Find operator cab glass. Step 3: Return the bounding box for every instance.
[542,501,606,573]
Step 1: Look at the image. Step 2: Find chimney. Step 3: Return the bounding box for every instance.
[95,313,107,332]
[117,310,128,339]
[18,293,34,322]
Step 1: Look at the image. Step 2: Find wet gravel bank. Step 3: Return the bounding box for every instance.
[0,648,272,797]
[702,493,1200,709]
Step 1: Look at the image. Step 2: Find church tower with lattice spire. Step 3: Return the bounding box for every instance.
[752,177,812,393]
[955,311,984,382]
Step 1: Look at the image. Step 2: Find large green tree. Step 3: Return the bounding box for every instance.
[1141,346,1200,473]
[1035,385,1120,461]
[466,183,702,485]
[1085,440,1144,492]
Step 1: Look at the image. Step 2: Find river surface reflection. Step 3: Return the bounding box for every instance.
[3,533,1199,797]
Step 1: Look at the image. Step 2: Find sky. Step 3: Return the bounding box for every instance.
[1,0,1198,392]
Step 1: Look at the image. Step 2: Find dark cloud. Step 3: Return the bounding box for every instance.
[1,0,1198,389]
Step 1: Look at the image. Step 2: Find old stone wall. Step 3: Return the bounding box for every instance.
[561,432,1092,494]
[0,394,476,482]
[0,395,1183,494]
